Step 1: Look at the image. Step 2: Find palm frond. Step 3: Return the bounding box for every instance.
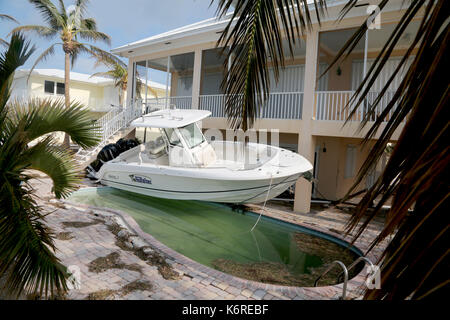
[80,17,97,30]
[0,30,77,298]
[324,0,450,299]
[20,138,82,198]
[7,97,100,149]
[28,0,65,29]
[0,183,69,298]
[90,70,115,79]
[0,38,8,48]
[214,0,448,299]
[9,25,57,39]
[76,29,111,45]
[0,13,19,24]
[0,135,70,298]
[68,0,91,30]
[57,0,66,19]
[90,46,126,69]
[26,43,60,81]
[75,0,90,17]
[0,33,35,110]
[216,0,326,130]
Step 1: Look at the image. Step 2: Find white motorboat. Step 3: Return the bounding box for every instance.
[93,109,313,203]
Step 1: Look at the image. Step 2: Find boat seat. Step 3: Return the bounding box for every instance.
[145,136,166,158]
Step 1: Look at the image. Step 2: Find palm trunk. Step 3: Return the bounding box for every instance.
[63,52,71,148]
[120,83,127,107]
[119,88,124,107]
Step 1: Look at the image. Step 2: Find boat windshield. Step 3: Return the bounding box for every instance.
[163,128,182,146]
[179,123,205,148]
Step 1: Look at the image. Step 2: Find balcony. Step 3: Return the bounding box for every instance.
[144,96,192,111]
[145,92,303,120]
[314,91,398,122]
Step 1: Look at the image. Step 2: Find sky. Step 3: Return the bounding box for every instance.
[0,0,219,77]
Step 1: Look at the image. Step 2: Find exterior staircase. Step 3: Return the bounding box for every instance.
[73,104,144,169]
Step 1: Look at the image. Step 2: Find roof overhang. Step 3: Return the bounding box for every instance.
[131,109,211,128]
[112,0,410,59]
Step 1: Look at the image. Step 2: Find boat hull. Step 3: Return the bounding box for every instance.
[99,167,302,203]
[95,142,313,203]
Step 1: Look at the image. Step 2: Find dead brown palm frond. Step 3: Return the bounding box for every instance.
[331,0,449,299]
[214,0,449,299]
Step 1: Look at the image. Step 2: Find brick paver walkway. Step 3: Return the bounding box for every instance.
[28,176,386,300]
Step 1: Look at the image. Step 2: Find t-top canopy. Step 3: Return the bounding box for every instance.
[130,109,211,128]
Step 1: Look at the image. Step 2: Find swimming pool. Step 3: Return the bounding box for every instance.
[68,187,361,286]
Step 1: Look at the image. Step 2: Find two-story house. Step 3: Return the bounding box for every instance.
[111,0,421,213]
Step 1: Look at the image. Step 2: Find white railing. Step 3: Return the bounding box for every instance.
[199,92,303,119]
[314,91,397,122]
[145,96,192,112]
[75,103,144,164]
[199,94,226,117]
[260,92,303,119]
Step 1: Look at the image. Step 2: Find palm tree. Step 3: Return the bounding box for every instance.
[89,53,152,107]
[11,0,112,147]
[214,0,448,299]
[0,32,100,298]
[0,14,19,47]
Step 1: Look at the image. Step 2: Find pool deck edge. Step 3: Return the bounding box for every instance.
[62,196,382,300]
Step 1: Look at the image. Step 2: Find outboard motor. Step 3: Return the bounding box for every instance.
[97,143,121,163]
[85,138,141,180]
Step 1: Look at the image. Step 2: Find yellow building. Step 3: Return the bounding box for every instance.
[112,0,422,212]
[11,68,166,116]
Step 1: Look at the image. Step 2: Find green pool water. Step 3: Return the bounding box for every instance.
[68,187,359,284]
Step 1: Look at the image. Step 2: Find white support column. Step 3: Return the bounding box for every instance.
[363,29,368,78]
[126,59,134,108]
[191,48,203,109]
[165,56,170,109]
[294,28,319,214]
[144,60,148,109]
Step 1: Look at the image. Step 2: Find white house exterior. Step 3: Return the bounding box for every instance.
[111,0,422,213]
[11,68,166,113]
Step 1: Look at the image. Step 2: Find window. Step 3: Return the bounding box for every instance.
[44,80,54,94]
[163,128,182,146]
[345,145,357,178]
[56,82,65,95]
[179,123,205,148]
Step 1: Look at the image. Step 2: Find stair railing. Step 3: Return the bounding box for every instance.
[74,102,144,164]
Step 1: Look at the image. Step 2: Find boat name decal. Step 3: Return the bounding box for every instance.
[129,174,152,185]
[107,174,119,179]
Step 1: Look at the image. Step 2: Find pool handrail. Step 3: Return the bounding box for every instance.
[314,260,348,300]
[337,256,374,284]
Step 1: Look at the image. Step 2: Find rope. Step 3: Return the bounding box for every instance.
[250,173,273,232]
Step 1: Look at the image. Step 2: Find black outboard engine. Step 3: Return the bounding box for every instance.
[97,143,121,163]
[85,138,141,180]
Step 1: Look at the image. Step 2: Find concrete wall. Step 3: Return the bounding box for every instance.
[27,75,105,110]
[314,136,375,200]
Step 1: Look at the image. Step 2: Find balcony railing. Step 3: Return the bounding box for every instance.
[144,91,399,123]
[314,91,397,122]
[199,92,303,119]
[145,96,192,112]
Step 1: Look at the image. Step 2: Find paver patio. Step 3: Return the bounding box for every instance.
[17,176,387,300]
